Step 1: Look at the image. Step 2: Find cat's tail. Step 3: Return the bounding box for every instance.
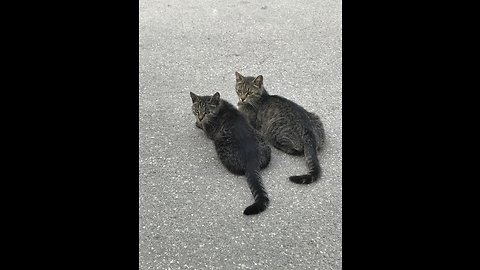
[289,129,321,184]
[243,161,269,215]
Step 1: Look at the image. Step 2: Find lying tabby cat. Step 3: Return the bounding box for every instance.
[190,91,271,215]
[234,72,325,184]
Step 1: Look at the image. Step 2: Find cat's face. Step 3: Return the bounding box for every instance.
[235,72,264,105]
[190,92,221,127]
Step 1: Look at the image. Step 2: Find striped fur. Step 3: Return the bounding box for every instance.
[235,72,325,184]
[190,92,271,215]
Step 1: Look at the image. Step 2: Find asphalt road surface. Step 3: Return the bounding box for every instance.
[139,0,342,269]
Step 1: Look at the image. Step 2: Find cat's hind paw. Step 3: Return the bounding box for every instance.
[289,174,316,184]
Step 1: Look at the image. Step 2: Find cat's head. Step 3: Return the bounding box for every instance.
[190,92,221,126]
[235,71,266,105]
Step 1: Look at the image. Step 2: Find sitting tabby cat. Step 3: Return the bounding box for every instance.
[190,91,271,215]
[234,72,325,184]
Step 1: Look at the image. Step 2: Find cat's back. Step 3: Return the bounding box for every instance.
[214,100,260,157]
[261,94,311,119]
[218,100,256,139]
[218,100,248,127]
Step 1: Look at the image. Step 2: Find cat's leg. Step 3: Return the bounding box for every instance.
[271,141,303,155]
[270,134,304,156]
[308,112,325,151]
[288,129,321,184]
[262,120,304,155]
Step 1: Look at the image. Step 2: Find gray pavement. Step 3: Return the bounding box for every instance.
[139,0,342,269]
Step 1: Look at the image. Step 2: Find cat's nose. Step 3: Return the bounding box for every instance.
[240,97,246,102]
[198,114,204,120]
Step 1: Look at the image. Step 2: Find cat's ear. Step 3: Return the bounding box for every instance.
[253,75,263,88]
[190,92,199,103]
[210,92,220,105]
[235,71,244,83]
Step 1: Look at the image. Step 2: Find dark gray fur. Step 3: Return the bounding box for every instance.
[190,91,271,215]
[234,72,325,184]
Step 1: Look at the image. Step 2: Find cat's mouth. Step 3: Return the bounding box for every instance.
[197,114,208,124]
[238,98,253,104]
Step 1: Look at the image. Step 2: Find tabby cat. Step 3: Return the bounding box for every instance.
[190,91,271,215]
[234,72,325,184]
